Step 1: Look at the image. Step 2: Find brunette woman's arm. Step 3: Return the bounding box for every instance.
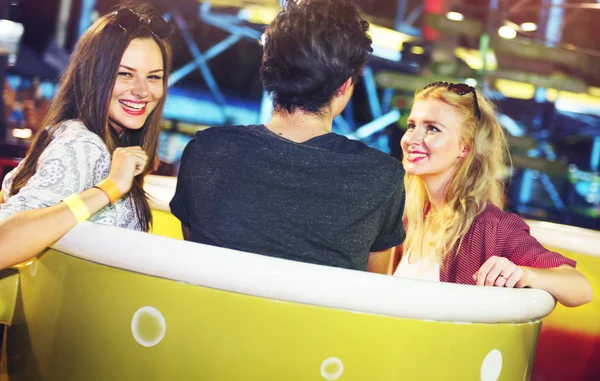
[0,147,147,270]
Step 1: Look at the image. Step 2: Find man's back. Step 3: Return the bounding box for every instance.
[170,125,405,270]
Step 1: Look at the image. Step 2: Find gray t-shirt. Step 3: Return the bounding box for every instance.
[170,124,405,270]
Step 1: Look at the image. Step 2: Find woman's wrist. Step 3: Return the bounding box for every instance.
[94,178,122,204]
[62,193,91,222]
[518,266,536,288]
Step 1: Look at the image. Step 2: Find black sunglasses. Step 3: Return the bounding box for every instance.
[113,8,172,39]
[424,81,481,120]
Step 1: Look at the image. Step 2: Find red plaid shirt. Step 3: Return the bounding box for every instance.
[392,204,576,285]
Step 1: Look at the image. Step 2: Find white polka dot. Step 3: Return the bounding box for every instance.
[131,306,166,347]
[481,349,502,381]
[320,357,344,380]
[29,261,38,277]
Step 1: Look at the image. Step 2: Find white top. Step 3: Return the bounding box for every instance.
[0,119,141,231]
[394,253,440,282]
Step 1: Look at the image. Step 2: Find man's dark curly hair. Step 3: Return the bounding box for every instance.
[260,0,373,114]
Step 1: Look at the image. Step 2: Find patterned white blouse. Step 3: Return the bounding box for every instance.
[0,119,142,231]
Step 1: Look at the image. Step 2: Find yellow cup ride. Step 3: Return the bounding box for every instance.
[1,175,595,381]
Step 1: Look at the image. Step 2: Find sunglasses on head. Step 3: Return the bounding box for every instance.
[113,8,172,39]
[424,81,481,120]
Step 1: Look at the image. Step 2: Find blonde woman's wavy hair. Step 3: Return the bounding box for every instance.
[403,84,510,262]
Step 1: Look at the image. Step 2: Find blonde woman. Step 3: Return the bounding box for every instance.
[392,81,592,307]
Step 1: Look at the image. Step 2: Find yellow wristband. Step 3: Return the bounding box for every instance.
[63,193,91,223]
[95,178,121,204]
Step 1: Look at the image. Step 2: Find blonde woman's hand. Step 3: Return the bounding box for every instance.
[473,256,528,288]
[106,146,148,195]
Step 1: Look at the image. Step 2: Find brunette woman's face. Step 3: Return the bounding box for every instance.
[108,38,164,134]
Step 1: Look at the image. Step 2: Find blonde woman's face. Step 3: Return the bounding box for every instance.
[108,38,165,134]
[401,98,468,184]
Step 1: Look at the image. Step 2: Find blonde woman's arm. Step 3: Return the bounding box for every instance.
[0,146,147,270]
[521,265,592,307]
[475,256,592,307]
[474,212,592,307]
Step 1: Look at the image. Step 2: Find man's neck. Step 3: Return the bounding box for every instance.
[265,109,333,143]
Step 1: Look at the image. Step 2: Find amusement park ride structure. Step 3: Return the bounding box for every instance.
[3,0,600,222]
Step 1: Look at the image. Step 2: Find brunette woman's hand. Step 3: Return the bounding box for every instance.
[473,256,528,288]
[106,146,148,195]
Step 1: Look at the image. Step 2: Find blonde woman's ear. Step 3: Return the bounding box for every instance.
[458,146,470,159]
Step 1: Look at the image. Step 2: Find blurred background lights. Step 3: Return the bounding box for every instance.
[498,26,517,39]
[520,22,537,32]
[446,12,464,21]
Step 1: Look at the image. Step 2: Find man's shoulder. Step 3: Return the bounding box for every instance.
[193,125,260,139]
[355,143,404,180]
[324,132,402,162]
[187,125,268,150]
[189,126,403,175]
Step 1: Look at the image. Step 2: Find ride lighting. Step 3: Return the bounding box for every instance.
[495,79,535,99]
[410,46,425,55]
[369,24,416,52]
[520,22,537,32]
[446,12,464,21]
[238,5,278,25]
[548,89,600,116]
[371,44,402,62]
[242,6,414,58]
[12,128,32,139]
[498,26,517,39]
[454,47,498,71]
[464,78,478,87]
[0,19,24,56]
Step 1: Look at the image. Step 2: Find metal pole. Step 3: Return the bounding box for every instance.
[55,0,72,48]
[394,0,407,31]
[0,0,9,142]
[259,91,273,125]
[478,0,499,80]
[546,0,564,46]
[534,0,563,101]
[591,137,600,173]
[78,0,96,39]
[172,8,228,121]
[519,0,565,209]
[363,66,382,119]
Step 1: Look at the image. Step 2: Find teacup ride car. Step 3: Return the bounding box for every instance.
[524,219,600,381]
[0,175,597,381]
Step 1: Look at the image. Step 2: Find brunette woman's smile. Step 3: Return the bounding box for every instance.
[108,38,164,135]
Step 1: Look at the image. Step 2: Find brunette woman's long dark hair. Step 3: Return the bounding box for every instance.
[10,3,172,231]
